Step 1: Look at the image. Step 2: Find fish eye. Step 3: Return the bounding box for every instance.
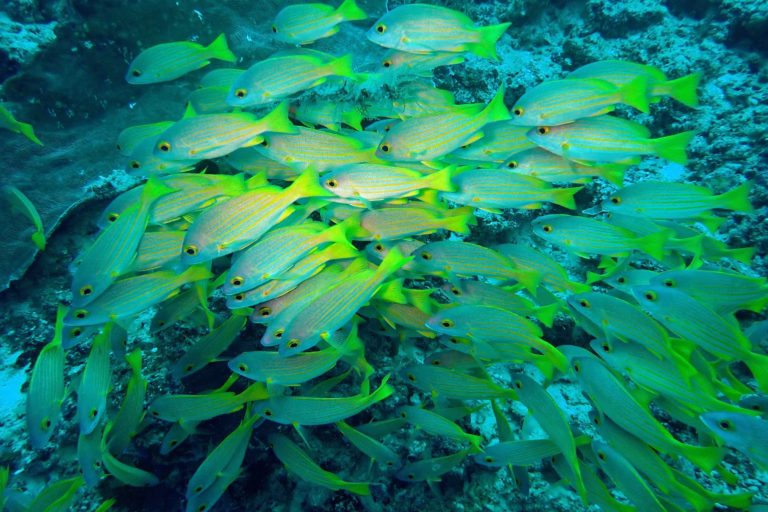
[376,24,386,33]
[537,127,550,135]
[151,410,159,417]
[386,461,394,466]
[597,451,606,461]
[89,408,98,419]
[237,363,248,372]
[380,143,391,153]
[263,409,273,417]
[383,60,392,68]
[573,362,581,373]
[259,306,272,317]
[592,415,600,425]
[617,276,626,284]
[184,364,194,373]
[506,160,518,169]
[542,224,553,233]
[578,299,590,308]
[287,339,300,349]
[158,141,171,152]
[406,373,416,382]
[184,245,198,256]
[234,293,244,301]
[400,411,407,418]
[420,251,432,260]
[271,26,277,33]
[407,473,415,480]
[600,342,610,352]
[644,291,657,301]
[234,88,248,99]
[74,309,88,319]
[197,505,208,512]
[514,380,522,389]
[449,337,460,344]
[131,69,141,77]
[260,139,269,147]
[70,327,83,337]
[79,285,94,297]
[130,161,141,169]
[662,279,675,287]
[484,456,494,463]
[230,276,244,287]
[374,243,384,252]
[274,329,284,339]
[169,440,179,447]
[609,196,621,205]
[450,287,460,296]
[719,420,733,430]
[513,106,524,116]
[41,417,52,430]
[326,179,338,188]
[440,319,454,328]
[107,212,119,222]
[431,359,441,365]
[194,485,204,494]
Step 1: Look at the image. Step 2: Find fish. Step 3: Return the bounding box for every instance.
[512,374,587,501]
[376,87,510,162]
[223,219,354,294]
[447,121,534,163]
[2,185,45,250]
[510,77,650,126]
[649,268,768,314]
[198,67,244,88]
[410,240,540,293]
[442,168,582,210]
[591,440,666,512]
[527,115,696,165]
[565,348,725,471]
[532,213,668,260]
[116,121,174,156]
[227,52,356,107]
[130,230,186,272]
[426,305,568,373]
[185,86,232,114]
[257,126,377,172]
[495,244,590,294]
[253,376,393,425]
[64,265,213,327]
[380,49,465,76]
[358,204,475,241]
[78,427,104,487]
[366,4,510,59]
[601,180,753,221]
[0,103,43,145]
[125,135,199,176]
[181,168,331,264]
[292,98,363,131]
[567,60,701,107]
[126,33,236,84]
[336,420,400,468]
[224,147,300,179]
[148,382,267,423]
[71,177,175,306]
[77,324,113,435]
[402,364,517,400]
[272,0,367,45]
[25,476,84,511]
[321,163,455,202]
[503,147,628,186]
[26,306,67,449]
[186,411,260,502]
[632,284,768,392]
[172,314,247,379]
[153,102,297,161]
[395,450,469,483]
[104,349,147,455]
[700,412,768,470]
[272,248,410,355]
[100,434,159,487]
[399,406,482,451]
[269,434,371,495]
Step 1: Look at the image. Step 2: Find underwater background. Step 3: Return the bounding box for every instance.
[0,0,767,511]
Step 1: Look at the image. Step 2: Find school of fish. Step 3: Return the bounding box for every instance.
[8,2,768,512]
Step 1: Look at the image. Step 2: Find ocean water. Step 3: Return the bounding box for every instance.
[1,0,767,511]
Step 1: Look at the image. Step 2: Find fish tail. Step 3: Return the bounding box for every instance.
[286,168,334,200]
[341,108,363,130]
[375,247,412,280]
[259,101,298,135]
[141,176,177,203]
[342,481,371,496]
[550,186,582,210]
[470,22,511,60]
[652,130,696,164]
[467,434,484,454]
[31,230,46,251]
[664,72,702,108]
[679,444,725,472]
[716,180,753,213]
[374,278,407,304]
[17,120,43,145]
[326,53,356,79]
[483,86,511,123]
[722,245,755,265]
[125,348,142,374]
[179,264,215,284]
[635,229,668,261]
[424,165,456,193]
[324,216,358,248]
[206,33,236,63]
[244,172,268,190]
[369,374,395,402]
[593,163,628,186]
[405,288,434,314]
[335,0,367,22]
[745,351,768,393]
[619,75,651,113]
[533,302,560,328]
[442,207,474,235]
